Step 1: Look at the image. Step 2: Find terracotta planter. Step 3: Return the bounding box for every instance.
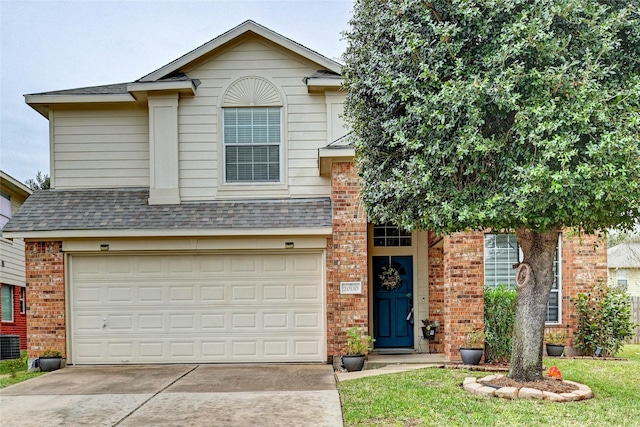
[342,355,366,372]
[460,348,483,365]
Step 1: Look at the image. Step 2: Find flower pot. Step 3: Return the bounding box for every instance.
[38,356,62,372]
[460,348,483,365]
[546,344,565,357]
[342,354,366,372]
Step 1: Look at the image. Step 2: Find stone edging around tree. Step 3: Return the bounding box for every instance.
[463,375,594,402]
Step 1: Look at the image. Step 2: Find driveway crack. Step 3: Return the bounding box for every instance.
[111,365,199,427]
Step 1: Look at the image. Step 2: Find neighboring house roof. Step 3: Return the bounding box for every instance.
[607,243,640,269]
[3,189,332,238]
[0,170,32,200]
[25,20,342,117]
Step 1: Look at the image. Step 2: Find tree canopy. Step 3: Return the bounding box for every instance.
[343,0,640,236]
[343,0,640,382]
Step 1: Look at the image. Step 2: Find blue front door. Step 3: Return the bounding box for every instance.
[373,256,414,348]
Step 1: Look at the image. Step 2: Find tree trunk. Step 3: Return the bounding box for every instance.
[509,228,560,382]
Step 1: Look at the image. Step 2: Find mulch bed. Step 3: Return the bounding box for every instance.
[481,377,578,394]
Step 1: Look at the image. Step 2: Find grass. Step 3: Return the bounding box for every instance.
[0,351,45,389]
[338,344,640,427]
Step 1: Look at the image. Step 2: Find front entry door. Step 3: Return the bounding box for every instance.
[373,256,414,348]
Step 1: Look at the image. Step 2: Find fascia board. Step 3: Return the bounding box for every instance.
[318,147,355,158]
[5,227,333,240]
[139,21,342,82]
[305,78,344,89]
[127,81,197,95]
[0,172,32,197]
[25,94,136,105]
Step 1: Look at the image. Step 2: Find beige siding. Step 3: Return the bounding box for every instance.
[608,267,640,297]
[179,38,332,200]
[52,107,149,189]
[0,238,25,286]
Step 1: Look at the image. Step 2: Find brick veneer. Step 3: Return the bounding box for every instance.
[551,233,608,345]
[427,238,445,354]
[0,285,27,349]
[328,161,369,362]
[25,241,66,359]
[442,232,485,360]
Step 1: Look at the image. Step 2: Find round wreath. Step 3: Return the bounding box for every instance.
[379,265,402,290]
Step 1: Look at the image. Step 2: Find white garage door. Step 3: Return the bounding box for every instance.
[70,252,325,364]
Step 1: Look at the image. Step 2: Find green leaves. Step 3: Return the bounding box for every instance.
[343,0,640,234]
[574,282,636,356]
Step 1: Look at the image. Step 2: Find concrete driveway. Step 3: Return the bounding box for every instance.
[0,364,343,427]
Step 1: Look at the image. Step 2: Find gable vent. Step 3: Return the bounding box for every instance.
[223,77,281,107]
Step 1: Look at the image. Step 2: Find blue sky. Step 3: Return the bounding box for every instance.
[0,0,352,184]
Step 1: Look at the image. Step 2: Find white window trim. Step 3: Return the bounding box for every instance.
[2,285,14,322]
[484,233,562,325]
[20,287,26,314]
[222,107,284,185]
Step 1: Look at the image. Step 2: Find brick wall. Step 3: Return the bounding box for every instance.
[550,233,608,346]
[328,161,369,361]
[25,241,66,359]
[0,285,27,349]
[442,232,485,360]
[427,236,444,353]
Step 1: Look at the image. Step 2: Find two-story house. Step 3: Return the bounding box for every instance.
[1,171,32,352]
[4,21,607,367]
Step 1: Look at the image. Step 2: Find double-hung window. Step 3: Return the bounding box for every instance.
[1,285,13,322]
[223,107,281,183]
[616,270,628,288]
[484,233,562,323]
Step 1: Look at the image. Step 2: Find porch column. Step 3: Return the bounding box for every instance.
[443,232,485,360]
[328,161,368,362]
[26,241,66,361]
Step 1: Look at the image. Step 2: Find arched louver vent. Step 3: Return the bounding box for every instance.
[223,77,281,106]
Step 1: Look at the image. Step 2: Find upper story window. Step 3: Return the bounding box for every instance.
[484,233,562,324]
[373,224,412,247]
[0,193,11,230]
[223,107,281,183]
[616,269,628,288]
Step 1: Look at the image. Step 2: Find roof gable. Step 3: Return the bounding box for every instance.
[138,20,342,82]
[608,243,640,268]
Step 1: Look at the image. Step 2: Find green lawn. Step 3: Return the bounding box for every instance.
[338,345,640,427]
[0,352,45,389]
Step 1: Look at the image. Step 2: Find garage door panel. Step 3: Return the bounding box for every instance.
[71,252,325,364]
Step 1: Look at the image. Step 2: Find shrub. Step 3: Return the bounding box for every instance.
[574,282,636,356]
[484,285,517,363]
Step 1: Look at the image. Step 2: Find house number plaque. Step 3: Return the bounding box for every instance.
[340,282,363,295]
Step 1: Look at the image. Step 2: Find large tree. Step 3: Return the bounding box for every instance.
[343,0,640,381]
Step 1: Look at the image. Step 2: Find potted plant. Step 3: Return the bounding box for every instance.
[545,331,566,357]
[341,326,375,372]
[460,329,484,365]
[38,349,63,372]
[421,319,439,340]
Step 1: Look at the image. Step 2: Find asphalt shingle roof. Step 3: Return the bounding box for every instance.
[26,74,197,97]
[4,188,332,233]
[608,243,640,268]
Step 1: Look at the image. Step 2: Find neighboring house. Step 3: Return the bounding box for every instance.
[0,171,32,350]
[4,21,607,366]
[608,243,640,297]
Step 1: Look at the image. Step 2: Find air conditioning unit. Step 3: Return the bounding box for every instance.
[0,335,21,360]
